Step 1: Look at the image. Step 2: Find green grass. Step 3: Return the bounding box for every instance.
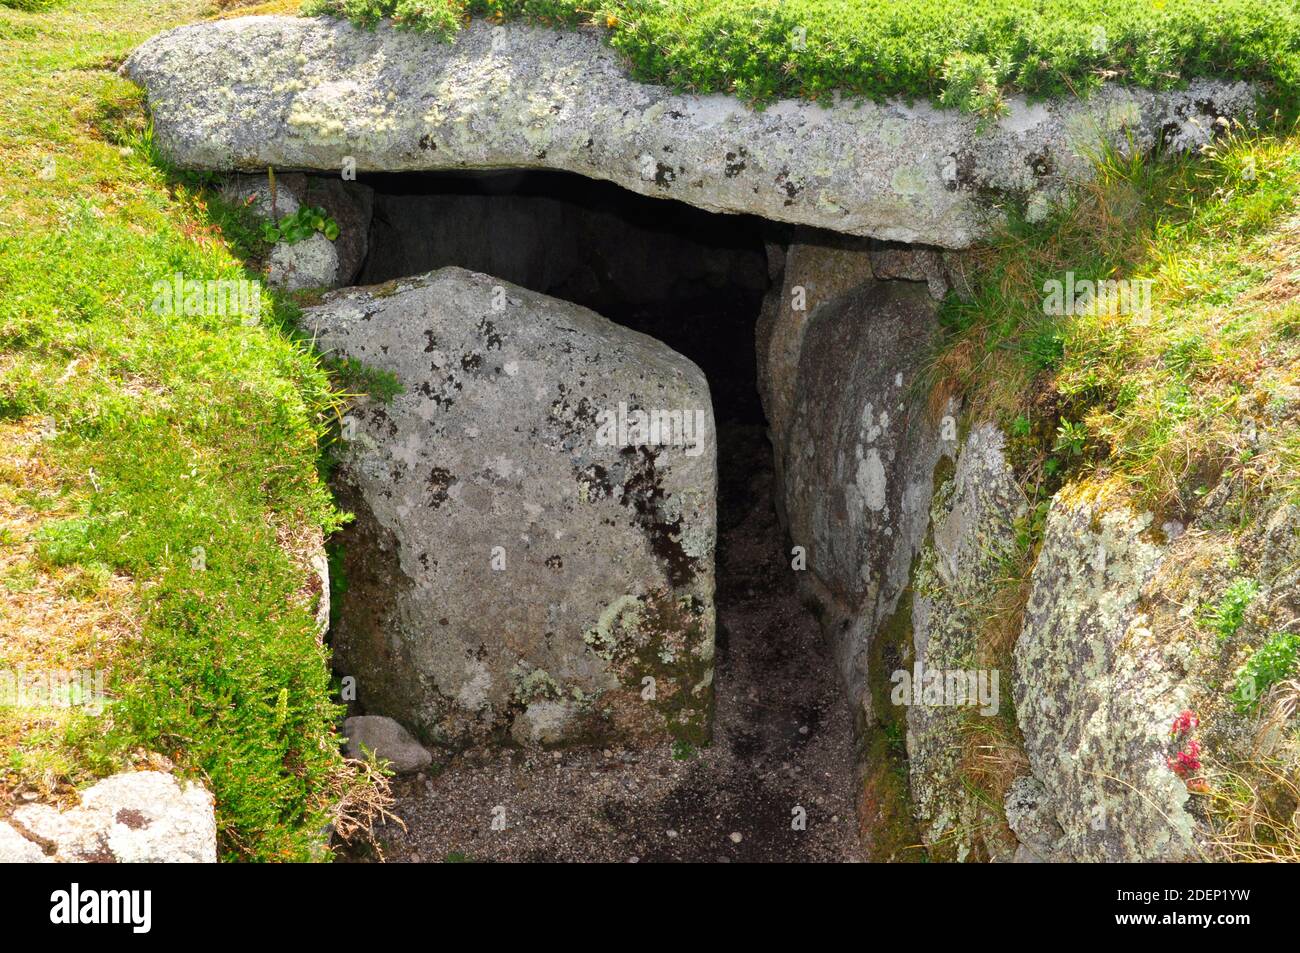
[1233,632,1300,711]
[932,120,1300,515]
[301,0,1300,114]
[0,0,367,860]
[0,0,64,11]
[1199,578,1260,641]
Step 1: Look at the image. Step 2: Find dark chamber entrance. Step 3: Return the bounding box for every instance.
[357,169,772,425]
[346,169,862,861]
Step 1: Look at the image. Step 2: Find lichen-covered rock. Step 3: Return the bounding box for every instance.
[906,424,1026,861]
[123,17,1254,248]
[219,171,304,221]
[1004,775,1065,862]
[302,267,715,748]
[867,244,951,300]
[780,280,955,710]
[268,231,338,290]
[0,820,49,862]
[343,715,432,774]
[309,541,331,643]
[1013,485,1196,861]
[8,772,216,863]
[1104,490,1300,859]
[754,228,874,457]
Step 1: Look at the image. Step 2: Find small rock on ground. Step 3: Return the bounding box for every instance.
[344,715,433,775]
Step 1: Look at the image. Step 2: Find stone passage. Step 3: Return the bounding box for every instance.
[303,268,717,748]
[301,166,969,767]
[119,11,1273,862]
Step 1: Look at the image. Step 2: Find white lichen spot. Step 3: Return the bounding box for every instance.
[857,448,888,512]
[456,659,492,710]
[584,594,643,656]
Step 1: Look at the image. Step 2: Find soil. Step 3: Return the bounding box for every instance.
[352,425,863,863]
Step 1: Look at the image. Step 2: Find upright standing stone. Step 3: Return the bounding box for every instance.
[302,268,716,747]
[780,280,952,710]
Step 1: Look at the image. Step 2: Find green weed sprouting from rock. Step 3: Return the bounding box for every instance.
[1233,632,1300,712]
[327,356,404,404]
[263,205,340,245]
[1199,578,1260,641]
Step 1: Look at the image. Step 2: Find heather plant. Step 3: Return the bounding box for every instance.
[301,0,1300,118]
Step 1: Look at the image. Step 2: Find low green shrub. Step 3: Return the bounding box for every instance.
[300,0,1300,116]
[1199,578,1260,641]
[1233,632,1300,712]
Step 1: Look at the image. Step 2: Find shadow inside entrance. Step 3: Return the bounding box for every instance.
[343,169,862,861]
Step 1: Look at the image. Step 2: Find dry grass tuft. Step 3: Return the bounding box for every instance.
[960,724,1030,805]
[0,420,138,805]
[210,0,300,15]
[327,756,403,859]
[1206,678,1300,862]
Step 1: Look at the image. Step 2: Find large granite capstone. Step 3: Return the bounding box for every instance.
[122,16,1255,248]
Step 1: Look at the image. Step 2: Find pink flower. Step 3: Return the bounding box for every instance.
[1168,741,1202,777]
[1170,709,1199,738]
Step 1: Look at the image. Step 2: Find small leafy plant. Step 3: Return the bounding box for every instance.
[1233,632,1300,712]
[1198,578,1259,641]
[671,738,697,760]
[1052,419,1088,457]
[263,205,340,245]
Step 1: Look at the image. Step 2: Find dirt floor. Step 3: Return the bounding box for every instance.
[359,425,863,863]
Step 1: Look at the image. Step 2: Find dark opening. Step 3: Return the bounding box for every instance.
[358,169,775,425]
[348,170,860,860]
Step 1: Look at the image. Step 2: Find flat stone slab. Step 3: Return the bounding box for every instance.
[123,17,1255,248]
[780,279,949,704]
[1013,489,1194,862]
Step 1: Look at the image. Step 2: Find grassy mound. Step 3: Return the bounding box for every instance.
[0,0,370,861]
[933,122,1300,514]
[928,119,1300,859]
[300,0,1300,114]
